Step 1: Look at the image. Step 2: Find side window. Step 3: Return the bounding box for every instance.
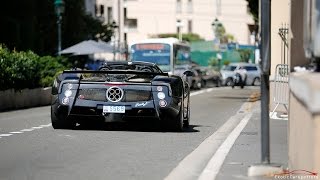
[174,44,191,65]
[245,66,258,71]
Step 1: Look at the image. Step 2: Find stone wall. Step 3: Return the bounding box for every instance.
[0,87,52,111]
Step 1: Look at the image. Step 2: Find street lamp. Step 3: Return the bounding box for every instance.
[54,0,65,55]
[176,20,184,41]
[212,18,222,69]
[211,18,221,41]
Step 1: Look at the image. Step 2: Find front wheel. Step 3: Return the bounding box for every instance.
[252,77,261,86]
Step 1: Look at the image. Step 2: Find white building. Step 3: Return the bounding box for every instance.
[94,0,255,46]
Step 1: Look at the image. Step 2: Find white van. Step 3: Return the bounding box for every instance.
[220,62,261,86]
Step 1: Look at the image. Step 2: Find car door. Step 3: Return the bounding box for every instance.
[244,65,259,85]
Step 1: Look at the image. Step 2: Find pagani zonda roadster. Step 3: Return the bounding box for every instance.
[51,61,192,131]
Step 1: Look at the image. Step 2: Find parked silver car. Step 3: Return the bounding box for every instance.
[220,63,261,86]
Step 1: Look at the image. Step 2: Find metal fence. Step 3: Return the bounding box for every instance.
[270,64,289,117]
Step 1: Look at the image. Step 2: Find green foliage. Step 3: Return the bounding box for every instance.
[223,60,231,66]
[208,57,218,67]
[153,33,204,42]
[38,56,70,87]
[237,49,252,63]
[0,45,70,90]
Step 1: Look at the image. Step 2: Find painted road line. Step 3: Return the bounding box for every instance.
[198,113,252,180]
[190,88,215,97]
[165,102,254,180]
[32,126,43,129]
[0,134,13,137]
[40,124,52,127]
[9,132,24,134]
[20,129,34,132]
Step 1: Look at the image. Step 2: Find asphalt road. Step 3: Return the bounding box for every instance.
[0,86,259,180]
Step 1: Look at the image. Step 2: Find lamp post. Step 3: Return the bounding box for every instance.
[212,18,222,69]
[211,18,221,43]
[54,0,65,55]
[176,21,184,41]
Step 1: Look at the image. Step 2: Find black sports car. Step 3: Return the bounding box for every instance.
[51,61,192,131]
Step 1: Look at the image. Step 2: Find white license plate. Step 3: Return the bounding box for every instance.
[103,106,125,113]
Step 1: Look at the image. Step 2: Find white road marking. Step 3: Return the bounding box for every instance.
[198,113,252,180]
[32,126,43,129]
[40,124,52,127]
[9,132,23,134]
[165,101,256,180]
[190,88,215,97]
[0,123,52,140]
[0,134,13,137]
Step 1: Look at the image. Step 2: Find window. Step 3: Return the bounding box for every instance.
[124,8,127,23]
[126,19,137,29]
[107,7,113,23]
[176,0,182,13]
[188,20,192,33]
[100,5,104,16]
[95,4,98,16]
[244,66,258,71]
[187,0,193,13]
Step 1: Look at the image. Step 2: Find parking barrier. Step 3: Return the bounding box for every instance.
[270,64,289,117]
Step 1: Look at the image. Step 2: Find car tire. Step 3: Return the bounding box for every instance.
[252,77,261,86]
[226,78,233,86]
[215,79,221,87]
[51,108,74,129]
[183,94,190,128]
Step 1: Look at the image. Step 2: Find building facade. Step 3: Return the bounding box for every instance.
[94,0,255,47]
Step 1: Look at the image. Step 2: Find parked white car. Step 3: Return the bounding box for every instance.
[220,62,261,86]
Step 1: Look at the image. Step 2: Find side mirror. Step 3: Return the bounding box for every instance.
[183,70,194,77]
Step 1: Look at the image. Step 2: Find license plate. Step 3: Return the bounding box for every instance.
[103,106,125,113]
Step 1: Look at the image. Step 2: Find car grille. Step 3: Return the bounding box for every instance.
[124,90,151,102]
[78,89,152,102]
[78,89,106,101]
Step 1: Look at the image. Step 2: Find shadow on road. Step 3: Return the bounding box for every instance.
[72,121,200,133]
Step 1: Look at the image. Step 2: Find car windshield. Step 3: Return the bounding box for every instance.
[222,65,237,71]
[130,43,171,72]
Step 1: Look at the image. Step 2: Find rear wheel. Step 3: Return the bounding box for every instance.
[183,94,190,128]
[51,108,74,129]
[163,102,184,132]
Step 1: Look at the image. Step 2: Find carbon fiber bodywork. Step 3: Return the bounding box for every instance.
[51,61,191,131]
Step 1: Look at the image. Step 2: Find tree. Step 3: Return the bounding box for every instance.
[246,0,259,23]
[152,33,204,42]
[0,0,116,56]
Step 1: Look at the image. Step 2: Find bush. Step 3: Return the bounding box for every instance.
[38,56,70,87]
[0,45,70,90]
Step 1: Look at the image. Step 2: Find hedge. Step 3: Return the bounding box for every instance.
[0,45,71,91]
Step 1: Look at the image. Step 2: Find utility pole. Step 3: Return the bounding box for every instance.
[118,0,121,60]
[260,0,271,164]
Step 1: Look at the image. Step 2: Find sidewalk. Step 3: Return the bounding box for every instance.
[216,101,288,180]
